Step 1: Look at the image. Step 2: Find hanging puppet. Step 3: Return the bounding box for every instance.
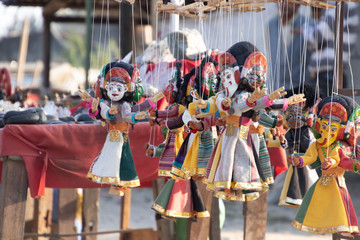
[171,56,220,180]
[278,84,319,208]
[151,57,219,220]
[291,95,360,235]
[202,41,306,201]
[145,62,187,177]
[79,61,148,196]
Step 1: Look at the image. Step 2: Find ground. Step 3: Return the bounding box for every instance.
[98,172,360,240]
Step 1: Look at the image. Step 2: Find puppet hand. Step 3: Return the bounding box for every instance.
[78,90,92,102]
[149,91,164,103]
[268,87,287,102]
[109,106,118,115]
[356,161,360,171]
[91,97,100,113]
[276,114,284,127]
[216,116,227,127]
[149,118,156,126]
[287,93,306,105]
[189,121,203,130]
[292,156,301,167]
[248,87,267,104]
[135,112,148,120]
[160,121,166,128]
[321,158,333,170]
[197,99,208,109]
[149,109,156,118]
[146,146,154,157]
[279,134,286,144]
[222,97,232,108]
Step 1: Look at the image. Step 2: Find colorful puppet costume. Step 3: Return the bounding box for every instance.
[292,95,359,235]
[87,62,142,189]
[171,58,219,180]
[152,178,209,219]
[279,86,319,208]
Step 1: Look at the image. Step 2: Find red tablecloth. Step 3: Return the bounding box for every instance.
[0,123,164,198]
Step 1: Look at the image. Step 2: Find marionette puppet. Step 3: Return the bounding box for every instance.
[79,61,149,196]
[171,56,220,180]
[202,41,305,202]
[151,57,219,220]
[278,84,320,208]
[291,95,360,235]
[145,62,187,177]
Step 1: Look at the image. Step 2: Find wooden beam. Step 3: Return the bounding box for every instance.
[243,191,268,240]
[121,2,133,59]
[43,0,70,17]
[338,89,360,96]
[52,189,78,240]
[16,18,30,88]
[209,197,220,240]
[82,189,100,240]
[32,188,53,240]
[335,1,344,92]
[120,188,132,240]
[0,156,28,240]
[42,16,51,89]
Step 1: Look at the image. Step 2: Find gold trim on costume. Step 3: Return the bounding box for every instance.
[225,123,236,136]
[320,174,334,186]
[291,221,358,235]
[208,180,264,190]
[238,125,249,139]
[151,203,166,215]
[180,167,207,179]
[109,130,121,142]
[215,191,244,202]
[87,172,140,187]
[158,170,172,177]
[244,192,260,201]
[170,167,187,180]
[265,177,274,184]
[278,197,301,209]
[165,210,210,219]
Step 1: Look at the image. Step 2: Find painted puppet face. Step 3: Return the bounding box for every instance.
[208,73,217,97]
[245,65,266,90]
[221,68,238,98]
[200,63,217,98]
[316,119,340,147]
[133,82,144,102]
[285,105,305,129]
[105,81,128,101]
[163,81,175,104]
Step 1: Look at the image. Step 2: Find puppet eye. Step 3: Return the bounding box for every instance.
[322,124,326,130]
[331,128,337,133]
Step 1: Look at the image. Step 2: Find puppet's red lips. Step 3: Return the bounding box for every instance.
[318,137,327,146]
[112,94,119,96]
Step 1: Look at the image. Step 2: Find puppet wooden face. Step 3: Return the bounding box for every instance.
[316,119,340,147]
[245,65,266,90]
[133,81,144,102]
[285,105,305,129]
[201,62,217,97]
[221,68,239,98]
[164,81,176,104]
[105,81,128,101]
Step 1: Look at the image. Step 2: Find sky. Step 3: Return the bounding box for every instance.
[0,3,42,39]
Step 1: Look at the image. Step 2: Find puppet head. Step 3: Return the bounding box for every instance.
[163,62,182,104]
[315,95,359,147]
[219,41,265,98]
[102,61,139,102]
[284,83,316,129]
[193,57,218,100]
[133,78,144,102]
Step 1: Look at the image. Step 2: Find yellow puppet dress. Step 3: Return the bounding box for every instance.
[292,141,359,234]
